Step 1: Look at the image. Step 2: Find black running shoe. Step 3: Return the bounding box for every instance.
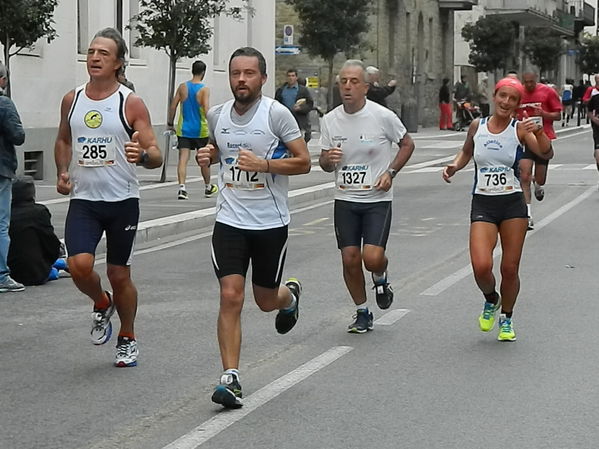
[347,309,374,334]
[373,281,394,310]
[212,372,243,409]
[275,278,301,334]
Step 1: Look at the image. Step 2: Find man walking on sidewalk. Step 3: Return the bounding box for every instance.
[197,47,310,409]
[54,28,162,367]
[0,62,26,293]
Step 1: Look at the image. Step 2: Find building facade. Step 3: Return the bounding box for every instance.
[1,0,275,180]
[275,0,477,128]
[454,0,595,86]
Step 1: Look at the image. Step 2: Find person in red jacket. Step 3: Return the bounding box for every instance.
[516,72,562,230]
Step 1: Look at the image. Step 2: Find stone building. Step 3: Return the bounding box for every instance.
[275,0,477,128]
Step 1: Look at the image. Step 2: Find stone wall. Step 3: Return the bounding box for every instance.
[275,0,457,128]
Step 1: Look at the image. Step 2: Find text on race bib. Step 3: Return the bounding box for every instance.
[224,157,266,190]
[475,166,517,194]
[337,164,373,190]
[76,136,117,167]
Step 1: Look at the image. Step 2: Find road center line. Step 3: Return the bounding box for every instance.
[374,309,410,325]
[420,185,596,296]
[162,346,353,449]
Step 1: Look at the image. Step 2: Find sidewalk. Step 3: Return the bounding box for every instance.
[35,121,591,251]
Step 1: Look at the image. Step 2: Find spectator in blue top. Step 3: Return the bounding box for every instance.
[275,68,314,142]
[0,62,26,292]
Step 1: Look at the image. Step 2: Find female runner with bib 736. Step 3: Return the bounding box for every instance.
[442,78,551,342]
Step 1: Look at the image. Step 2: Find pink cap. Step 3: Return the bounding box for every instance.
[494,77,524,100]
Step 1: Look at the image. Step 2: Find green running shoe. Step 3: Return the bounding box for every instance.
[478,300,500,332]
[497,314,516,341]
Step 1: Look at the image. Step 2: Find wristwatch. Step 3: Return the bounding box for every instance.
[387,168,398,178]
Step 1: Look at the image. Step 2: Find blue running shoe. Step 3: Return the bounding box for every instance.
[347,309,374,334]
[90,291,115,345]
[275,278,301,334]
[212,372,243,408]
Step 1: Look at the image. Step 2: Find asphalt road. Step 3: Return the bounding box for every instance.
[1,126,598,449]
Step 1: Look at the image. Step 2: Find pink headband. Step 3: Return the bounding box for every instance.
[494,77,524,99]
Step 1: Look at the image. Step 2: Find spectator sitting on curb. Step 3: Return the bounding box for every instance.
[8,177,68,285]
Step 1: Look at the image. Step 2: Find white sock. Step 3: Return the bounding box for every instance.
[372,271,387,285]
[527,204,532,217]
[283,291,297,311]
[180,184,186,190]
[224,368,239,379]
[356,302,368,311]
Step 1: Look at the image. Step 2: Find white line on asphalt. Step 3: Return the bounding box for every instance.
[374,309,410,325]
[303,217,329,226]
[93,200,336,265]
[405,155,454,170]
[555,129,590,140]
[419,185,596,296]
[162,346,354,449]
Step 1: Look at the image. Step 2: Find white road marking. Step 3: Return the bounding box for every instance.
[420,142,462,149]
[420,185,596,296]
[374,309,410,325]
[162,346,354,449]
[303,217,329,226]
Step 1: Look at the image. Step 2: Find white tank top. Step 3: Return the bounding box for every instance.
[213,97,291,229]
[472,117,523,196]
[68,83,139,201]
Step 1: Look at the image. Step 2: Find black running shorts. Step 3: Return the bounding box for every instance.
[521,143,551,166]
[65,198,140,266]
[334,200,392,249]
[211,221,288,289]
[592,123,599,150]
[470,192,528,226]
[177,137,209,151]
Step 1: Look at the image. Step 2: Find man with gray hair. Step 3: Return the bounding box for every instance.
[365,65,397,108]
[0,62,26,292]
[319,59,414,333]
[54,28,163,367]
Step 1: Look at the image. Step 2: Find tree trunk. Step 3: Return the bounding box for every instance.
[3,39,11,98]
[327,58,334,110]
[159,53,178,183]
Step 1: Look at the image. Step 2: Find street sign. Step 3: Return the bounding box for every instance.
[283,24,294,45]
[306,76,319,88]
[275,45,301,55]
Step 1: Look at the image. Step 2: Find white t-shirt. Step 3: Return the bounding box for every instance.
[68,83,139,201]
[320,100,406,202]
[208,96,301,230]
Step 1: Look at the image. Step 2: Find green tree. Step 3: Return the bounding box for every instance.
[286,0,373,107]
[577,33,599,76]
[461,15,515,74]
[0,0,58,97]
[522,27,563,76]
[128,0,249,181]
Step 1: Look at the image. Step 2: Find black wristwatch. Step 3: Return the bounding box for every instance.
[387,168,398,178]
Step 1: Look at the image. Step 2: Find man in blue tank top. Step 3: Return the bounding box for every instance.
[168,60,217,200]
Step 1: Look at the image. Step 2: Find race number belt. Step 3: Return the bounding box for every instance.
[337,164,373,190]
[76,136,117,167]
[475,166,517,194]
